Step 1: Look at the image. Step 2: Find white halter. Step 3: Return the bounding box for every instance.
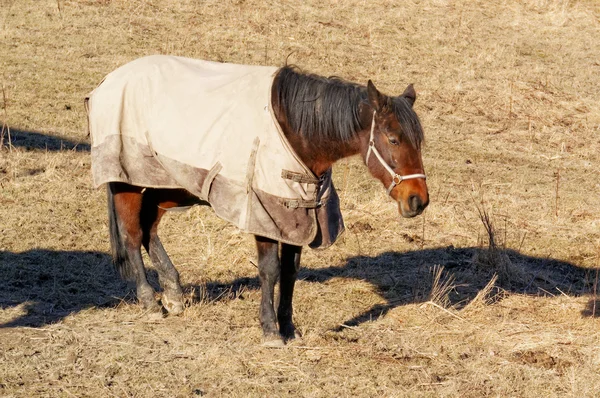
[365,111,427,196]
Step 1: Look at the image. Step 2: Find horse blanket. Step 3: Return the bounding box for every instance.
[86,55,344,248]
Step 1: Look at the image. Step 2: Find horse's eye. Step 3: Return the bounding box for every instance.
[388,136,400,146]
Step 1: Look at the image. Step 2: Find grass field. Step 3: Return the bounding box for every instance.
[2,0,600,396]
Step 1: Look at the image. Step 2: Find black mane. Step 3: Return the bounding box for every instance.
[273,66,423,148]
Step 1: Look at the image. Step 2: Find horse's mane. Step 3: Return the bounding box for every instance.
[273,66,423,148]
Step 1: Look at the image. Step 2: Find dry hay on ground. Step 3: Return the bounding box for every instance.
[1,0,600,396]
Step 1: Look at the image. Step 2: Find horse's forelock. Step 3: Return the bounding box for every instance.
[392,96,424,150]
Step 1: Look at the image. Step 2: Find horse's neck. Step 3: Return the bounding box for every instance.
[286,103,372,177]
[284,131,364,177]
[271,87,371,178]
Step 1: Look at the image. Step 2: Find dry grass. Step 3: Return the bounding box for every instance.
[2,0,600,396]
[472,198,528,287]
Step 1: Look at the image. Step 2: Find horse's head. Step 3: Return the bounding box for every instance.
[362,80,429,218]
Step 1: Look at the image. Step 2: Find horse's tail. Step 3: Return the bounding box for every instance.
[107,183,135,281]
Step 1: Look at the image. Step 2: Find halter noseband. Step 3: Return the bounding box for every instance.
[365,111,427,196]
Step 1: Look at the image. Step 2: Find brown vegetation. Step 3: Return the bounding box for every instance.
[1,0,600,396]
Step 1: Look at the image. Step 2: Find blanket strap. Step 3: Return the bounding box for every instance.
[199,162,222,201]
[246,137,261,193]
[279,198,321,209]
[281,170,319,185]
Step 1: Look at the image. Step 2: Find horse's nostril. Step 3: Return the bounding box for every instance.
[409,195,422,212]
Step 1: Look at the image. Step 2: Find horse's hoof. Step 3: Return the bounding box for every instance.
[138,285,160,312]
[280,324,302,341]
[141,301,165,321]
[162,294,184,316]
[164,302,184,315]
[262,335,285,348]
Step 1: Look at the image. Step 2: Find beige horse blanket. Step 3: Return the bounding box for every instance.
[86,55,344,248]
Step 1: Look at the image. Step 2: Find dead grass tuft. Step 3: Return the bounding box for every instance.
[0,81,11,150]
[472,201,528,287]
[427,264,456,308]
[462,274,503,314]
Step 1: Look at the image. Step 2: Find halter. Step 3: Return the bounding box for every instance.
[365,111,427,196]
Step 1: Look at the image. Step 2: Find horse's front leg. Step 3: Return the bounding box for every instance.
[279,243,302,340]
[255,235,283,346]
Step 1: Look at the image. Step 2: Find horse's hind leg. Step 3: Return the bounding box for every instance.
[108,182,160,312]
[278,243,302,340]
[140,189,185,315]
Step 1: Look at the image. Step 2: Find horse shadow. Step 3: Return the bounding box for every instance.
[206,246,599,329]
[1,246,597,329]
[303,247,600,329]
[2,127,90,152]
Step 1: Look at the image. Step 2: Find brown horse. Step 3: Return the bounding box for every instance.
[95,60,428,346]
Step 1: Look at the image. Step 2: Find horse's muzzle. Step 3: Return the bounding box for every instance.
[399,194,429,218]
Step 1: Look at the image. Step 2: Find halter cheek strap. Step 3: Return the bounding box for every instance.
[365,111,427,196]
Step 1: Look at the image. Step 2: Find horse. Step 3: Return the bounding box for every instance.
[87,56,428,346]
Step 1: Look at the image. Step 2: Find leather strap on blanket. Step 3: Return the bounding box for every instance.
[279,169,326,208]
[281,170,319,184]
[279,198,322,209]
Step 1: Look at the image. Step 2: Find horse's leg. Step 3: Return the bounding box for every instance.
[108,182,160,312]
[278,243,302,340]
[255,235,283,346]
[140,189,184,315]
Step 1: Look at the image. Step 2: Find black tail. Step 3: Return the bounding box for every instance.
[107,183,136,281]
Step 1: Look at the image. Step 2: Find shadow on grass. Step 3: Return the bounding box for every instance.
[1,246,598,329]
[2,127,90,152]
[306,247,599,329]
[0,249,127,328]
[211,246,599,329]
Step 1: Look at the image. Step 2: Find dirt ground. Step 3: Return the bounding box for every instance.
[1,0,600,396]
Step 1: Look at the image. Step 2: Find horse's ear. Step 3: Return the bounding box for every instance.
[367,80,386,113]
[402,84,416,107]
